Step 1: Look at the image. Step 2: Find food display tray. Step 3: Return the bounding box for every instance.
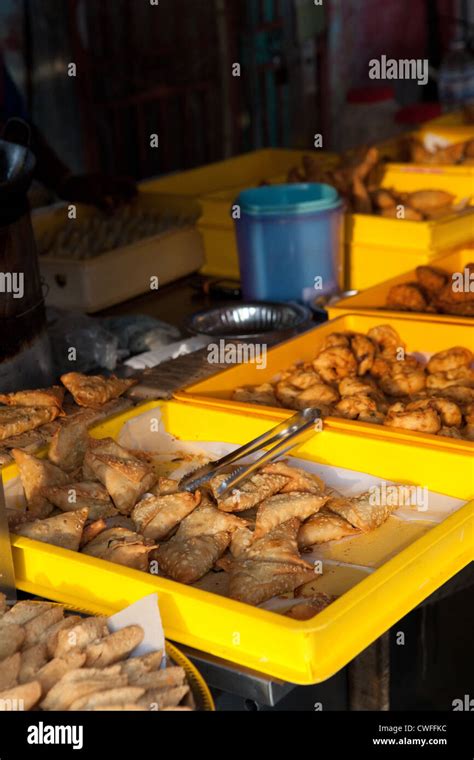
[5,400,473,685]
[141,148,339,279]
[33,193,204,312]
[175,313,474,454]
[327,247,474,326]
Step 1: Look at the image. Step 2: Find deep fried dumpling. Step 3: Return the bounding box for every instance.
[228,519,315,605]
[262,461,325,494]
[0,407,60,442]
[12,449,70,517]
[210,471,288,512]
[253,491,327,539]
[131,491,201,540]
[42,481,117,520]
[48,410,97,471]
[84,439,156,514]
[326,491,398,532]
[81,527,156,571]
[0,386,65,411]
[15,508,89,552]
[153,532,230,584]
[61,372,137,409]
[298,509,361,548]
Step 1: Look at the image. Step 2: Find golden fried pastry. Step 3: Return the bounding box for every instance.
[61,372,137,409]
[36,652,87,695]
[384,402,441,434]
[229,526,254,558]
[426,366,474,390]
[0,652,21,690]
[40,667,128,711]
[85,626,144,668]
[210,471,288,512]
[285,593,335,620]
[0,681,41,711]
[150,477,180,496]
[84,438,156,514]
[436,385,474,404]
[407,189,455,212]
[350,333,376,375]
[253,491,327,539]
[334,395,383,423]
[153,531,231,584]
[312,346,357,383]
[81,527,155,571]
[0,623,25,660]
[228,519,315,605]
[48,409,97,471]
[0,406,60,442]
[0,386,65,411]
[379,361,426,397]
[11,449,70,517]
[367,325,405,357]
[43,481,117,521]
[261,461,325,494]
[386,283,428,311]
[152,503,245,583]
[15,508,89,552]
[338,376,377,397]
[319,332,351,351]
[131,491,201,540]
[298,508,360,548]
[408,397,462,428]
[427,347,472,374]
[54,617,109,658]
[326,492,397,532]
[233,383,280,407]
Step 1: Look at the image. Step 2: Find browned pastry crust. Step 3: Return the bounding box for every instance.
[0,406,60,442]
[61,372,137,409]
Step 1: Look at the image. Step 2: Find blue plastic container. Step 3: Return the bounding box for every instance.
[234,183,343,303]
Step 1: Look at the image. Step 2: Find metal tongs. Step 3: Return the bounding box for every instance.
[180,407,322,499]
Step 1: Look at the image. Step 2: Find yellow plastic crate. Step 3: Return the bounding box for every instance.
[5,400,473,684]
[344,210,474,290]
[176,313,474,453]
[141,148,339,279]
[328,247,474,325]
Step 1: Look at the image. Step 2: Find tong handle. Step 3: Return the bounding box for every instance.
[215,408,321,498]
[208,407,320,473]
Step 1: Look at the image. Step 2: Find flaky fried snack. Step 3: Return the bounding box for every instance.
[132,491,201,540]
[42,481,117,521]
[0,386,65,411]
[253,491,327,539]
[153,505,246,583]
[81,527,156,571]
[12,449,70,517]
[298,509,360,548]
[48,409,98,471]
[61,372,137,409]
[15,508,89,551]
[228,519,315,605]
[84,438,157,514]
[210,471,288,512]
[0,406,60,443]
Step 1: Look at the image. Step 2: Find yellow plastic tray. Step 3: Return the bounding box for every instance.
[5,400,473,684]
[328,247,474,325]
[176,313,474,453]
[141,148,338,279]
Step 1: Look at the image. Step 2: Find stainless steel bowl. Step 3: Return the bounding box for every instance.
[186,301,312,340]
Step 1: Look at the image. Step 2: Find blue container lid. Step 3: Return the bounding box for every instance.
[236,182,341,216]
